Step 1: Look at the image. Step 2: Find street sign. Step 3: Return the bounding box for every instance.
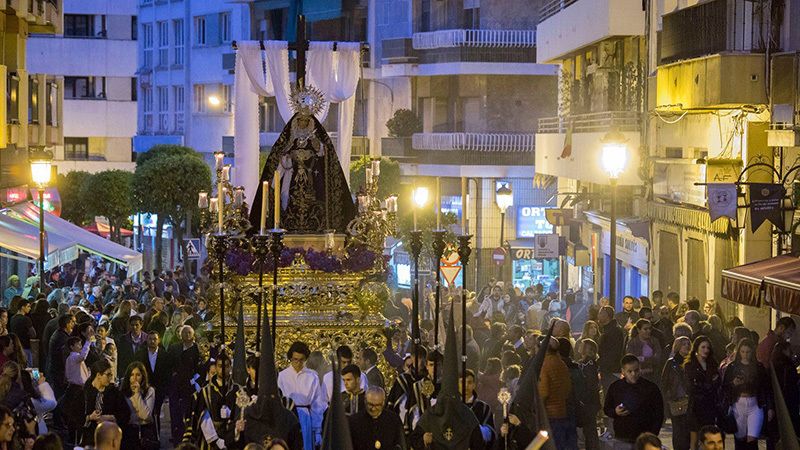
[545,208,572,226]
[492,247,507,265]
[440,266,462,287]
[184,238,201,260]
[533,234,560,259]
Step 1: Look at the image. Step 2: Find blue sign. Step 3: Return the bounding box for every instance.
[516,206,554,238]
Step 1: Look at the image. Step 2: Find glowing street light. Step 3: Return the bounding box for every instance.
[29,148,53,278]
[600,129,628,306]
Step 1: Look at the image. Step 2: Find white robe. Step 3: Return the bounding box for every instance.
[277,366,326,450]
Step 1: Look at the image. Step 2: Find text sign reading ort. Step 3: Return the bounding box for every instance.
[516,206,554,238]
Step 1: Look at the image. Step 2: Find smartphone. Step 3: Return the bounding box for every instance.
[30,368,40,381]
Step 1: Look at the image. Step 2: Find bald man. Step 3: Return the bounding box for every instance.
[94,421,122,450]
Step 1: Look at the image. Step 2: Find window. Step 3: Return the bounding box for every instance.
[194,16,206,46]
[142,86,153,131]
[131,16,137,40]
[29,76,39,124]
[157,86,169,132]
[222,84,232,113]
[193,85,205,113]
[64,14,94,37]
[64,138,89,160]
[173,85,184,131]
[173,19,184,65]
[46,82,57,126]
[157,21,169,67]
[131,78,138,101]
[64,76,95,99]
[260,98,285,132]
[142,23,153,69]
[220,12,232,43]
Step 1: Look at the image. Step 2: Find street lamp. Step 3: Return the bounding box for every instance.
[495,183,513,247]
[208,95,222,107]
[29,148,53,278]
[408,184,428,376]
[600,129,628,307]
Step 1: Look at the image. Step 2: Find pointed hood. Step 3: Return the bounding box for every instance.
[321,357,354,450]
[510,321,556,450]
[232,300,247,386]
[416,306,479,448]
[257,307,279,399]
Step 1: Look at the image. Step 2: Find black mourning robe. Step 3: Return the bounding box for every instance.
[249,113,356,233]
[182,377,236,450]
[349,409,407,450]
[242,396,304,450]
[466,396,495,449]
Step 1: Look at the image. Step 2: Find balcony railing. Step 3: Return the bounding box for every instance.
[538,111,641,134]
[412,29,535,50]
[412,132,535,152]
[539,0,580,23]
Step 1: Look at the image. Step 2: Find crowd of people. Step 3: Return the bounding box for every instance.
[0,261,796,450]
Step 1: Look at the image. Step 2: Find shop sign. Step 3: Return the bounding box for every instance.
[706,158,743,183]
[516,206,554,238]
[601,230,648,271]
[492,247,507,265]
[534,234,560,259]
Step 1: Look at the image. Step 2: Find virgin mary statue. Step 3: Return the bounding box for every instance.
[249,86,356,233]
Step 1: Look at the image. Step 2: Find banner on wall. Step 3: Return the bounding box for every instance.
[707,183,738,222]
[750,183,786,232]
[706,158,743,183]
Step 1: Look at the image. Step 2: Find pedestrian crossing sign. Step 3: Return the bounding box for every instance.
[184,238,201,260]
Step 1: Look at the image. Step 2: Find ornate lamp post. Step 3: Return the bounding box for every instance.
[495,183,513,279]
[409,185,428,375]
[600,129,628,307]
[29,148,52,278]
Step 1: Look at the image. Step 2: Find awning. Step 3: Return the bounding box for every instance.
[721,255,800,308]
[83,222,134,239]
[4,203,143,274]
[0,212,79,270]
[765,267,800,315]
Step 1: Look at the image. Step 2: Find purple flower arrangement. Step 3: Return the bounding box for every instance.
[224,245,382,275]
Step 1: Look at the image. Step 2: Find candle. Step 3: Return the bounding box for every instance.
[273,170,280,228]
[461,177,468,234]
[209,198,218,212]
[214,152,224,171]
[365,168,373,188]
[222,165,231,182]
[371,159,380,178]
[324,230,335,251]
[530,431,549,450]
[357,194,368,213]
[260,181,268,235]
[233,187,244,207]
[435,177,441,230]
[198,192,208,209]
[217,182,224,233]
[386,195,397,213]
[412,182,417,230]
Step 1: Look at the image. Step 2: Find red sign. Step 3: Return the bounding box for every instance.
[492,247,507,265]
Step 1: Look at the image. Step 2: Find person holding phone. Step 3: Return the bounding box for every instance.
[603,354,664,448]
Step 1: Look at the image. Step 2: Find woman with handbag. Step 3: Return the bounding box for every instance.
[721,338,771,450]
[120,361,159,450]
[684,335,721,450]
[662,336,691,450]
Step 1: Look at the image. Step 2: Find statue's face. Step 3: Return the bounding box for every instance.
[297,116,311,128]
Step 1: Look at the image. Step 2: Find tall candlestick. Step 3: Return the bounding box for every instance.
[273,170,280,228]
[461,177,468,234]
[435,177,441,229]
[217,182,224,233]
[260,181,268,235]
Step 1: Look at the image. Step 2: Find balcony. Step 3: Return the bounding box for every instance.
[660,0,765,65]
[536,0,644,63]
[382,132,535,166]
[535,111,641,186]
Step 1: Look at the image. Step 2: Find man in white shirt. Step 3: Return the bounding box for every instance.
[322,345,368,400]
[277,341,326,450]
[65,335,93,386]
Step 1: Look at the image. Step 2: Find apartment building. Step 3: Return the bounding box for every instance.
[0,0,63,193]
[134,0,249,163]
[28,0,137,174]
[374,0,559,290]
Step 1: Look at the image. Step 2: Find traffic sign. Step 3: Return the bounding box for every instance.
[184,238,201,260]
[492,247,506,265]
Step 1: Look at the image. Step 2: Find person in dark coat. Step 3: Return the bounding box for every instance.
[597,306,625,393]
[360,348,385,391]
[167,325,201,445]
[349,387,406,450]
[136,331,171,436]
[73,359,131,446]
[771,341,800,434]
[46,314,76,398]
[684,336,721,446]
[39,307,66,369]
[661,336,692,450]
[603,354,664,445]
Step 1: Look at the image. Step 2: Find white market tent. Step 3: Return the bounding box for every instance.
[0,212,79,270]
[0,202,143,275]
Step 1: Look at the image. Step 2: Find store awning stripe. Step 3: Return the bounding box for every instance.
[721,255,800,308]
[765,270,800,316]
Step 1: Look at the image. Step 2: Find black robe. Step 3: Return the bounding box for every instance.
[466,397,495,449]
[242,397,304,450]
[249,113,356,233]
[349,409,407,450]
[182,377,237,450]
[408,423,484,450]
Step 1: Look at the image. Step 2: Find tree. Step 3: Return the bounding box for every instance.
[80,170,134,242]
[135,144,201,168]
[386,109,422,137]
[55,171,91,226]
[133,149,211,270]
[349,156,401,199]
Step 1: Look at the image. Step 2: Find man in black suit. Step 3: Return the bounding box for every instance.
[116,315,148,375]
[136,331,171,436]
[360,347,384,390]
[168,325,201,445]
[46,313,76,399]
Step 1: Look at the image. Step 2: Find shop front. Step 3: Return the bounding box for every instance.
[600,227,650,307]
[509,241,561,293]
